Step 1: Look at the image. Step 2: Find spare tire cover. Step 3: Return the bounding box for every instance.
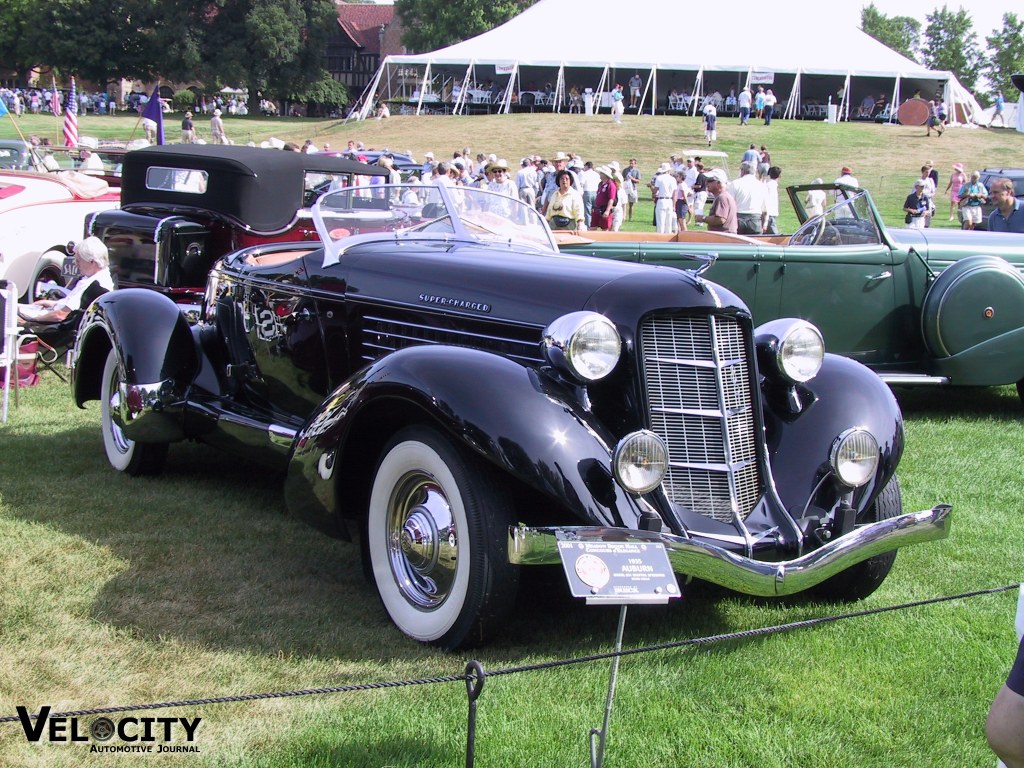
[922,255,1024,357]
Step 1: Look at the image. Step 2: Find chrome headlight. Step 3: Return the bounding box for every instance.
[830,428,879,488]
[755,318,824,384]
[543,311,621,382]
[614,431,668,494]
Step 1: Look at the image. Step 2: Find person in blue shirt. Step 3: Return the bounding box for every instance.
[988,177,1024,233]
[990,90,1006,128]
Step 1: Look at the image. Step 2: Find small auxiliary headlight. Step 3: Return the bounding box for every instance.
[830,428,879,488]
[543,311,621,382]
[614,431,668,495]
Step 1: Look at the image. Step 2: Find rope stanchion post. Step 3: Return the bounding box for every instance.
[590,605,628,768]
[464,660,485,768]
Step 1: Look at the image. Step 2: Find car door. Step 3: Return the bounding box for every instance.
[228,253,330,420]
[775,199,896,364]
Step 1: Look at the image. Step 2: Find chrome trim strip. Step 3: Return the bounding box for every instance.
[508,505,952,596]
[877,374,950,386]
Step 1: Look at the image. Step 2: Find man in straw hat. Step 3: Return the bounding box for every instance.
[181,111,195,143]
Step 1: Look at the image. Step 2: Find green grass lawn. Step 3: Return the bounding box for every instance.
[1,113,1023,766]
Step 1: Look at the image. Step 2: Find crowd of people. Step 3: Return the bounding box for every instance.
[1,86,116,116]
[352,145,790,236]
[899,159,1024,233]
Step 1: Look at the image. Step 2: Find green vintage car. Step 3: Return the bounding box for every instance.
[559,184,1024,401]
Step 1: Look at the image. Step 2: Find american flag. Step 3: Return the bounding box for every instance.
[50,76,61,116]
[63,77,78,147]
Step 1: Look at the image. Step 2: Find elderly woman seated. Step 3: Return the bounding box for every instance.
[17,237,114,325]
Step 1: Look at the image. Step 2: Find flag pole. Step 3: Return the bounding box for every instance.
[50,75,63,142]
[3,111,29,143]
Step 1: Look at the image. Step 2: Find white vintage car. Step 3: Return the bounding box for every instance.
[0,169,120,300]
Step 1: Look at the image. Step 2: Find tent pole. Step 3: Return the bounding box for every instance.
[784,68,800,120]
[454,62,473,115]
[642,67,655,116]
[594,66,609,113]
[357,59,387,121]
[505,64,520,114]
[890,76,901,124]
[840,72,851,121]
[691,68,704,117]
[555,65,565,113]
[415,62,432,116]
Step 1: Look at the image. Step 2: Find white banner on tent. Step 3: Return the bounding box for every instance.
[750,71,775,85]
[496,63,516,74]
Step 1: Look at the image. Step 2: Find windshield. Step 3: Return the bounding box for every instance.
[789,191,881,247]
[313,183,558,266]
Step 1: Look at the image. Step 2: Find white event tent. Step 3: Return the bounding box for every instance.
[357,0,982,124]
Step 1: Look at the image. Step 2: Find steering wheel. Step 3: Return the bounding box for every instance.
[817,223,841,246]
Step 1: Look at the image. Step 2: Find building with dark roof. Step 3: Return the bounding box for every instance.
[326,3,406,99]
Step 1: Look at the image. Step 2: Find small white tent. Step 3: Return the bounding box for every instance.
[358,0,981,123]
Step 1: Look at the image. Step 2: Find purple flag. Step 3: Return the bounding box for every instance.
[140,84,165,145]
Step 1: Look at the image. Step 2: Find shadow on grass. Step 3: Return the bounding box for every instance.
[892,384,1021,421]
[1,422,830,669]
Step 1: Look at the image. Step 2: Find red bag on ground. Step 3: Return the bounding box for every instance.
[1,339,40,388]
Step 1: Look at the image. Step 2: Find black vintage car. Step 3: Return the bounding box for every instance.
[80,145,389,312]
[70,185,950,649]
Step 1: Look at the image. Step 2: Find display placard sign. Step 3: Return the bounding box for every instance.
[750,71,775,85]
[557,541,680,605]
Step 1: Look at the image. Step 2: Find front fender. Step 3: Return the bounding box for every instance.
[763,353,903,518]
[72,288,198,409]
[930,325,1024,386]
[285,345,647,538]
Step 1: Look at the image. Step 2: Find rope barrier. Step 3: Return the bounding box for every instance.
[1,582,1014,726]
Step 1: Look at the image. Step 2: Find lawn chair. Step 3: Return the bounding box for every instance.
[19,282,110,384]
[1,280,42,422]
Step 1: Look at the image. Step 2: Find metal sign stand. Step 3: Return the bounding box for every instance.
[556,539,681,768]
[589,605,628,768]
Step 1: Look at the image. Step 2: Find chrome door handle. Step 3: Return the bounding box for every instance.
[867,270,892,281]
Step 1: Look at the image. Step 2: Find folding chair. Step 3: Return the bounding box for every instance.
[1,280,41,423]
[19,282,109,384]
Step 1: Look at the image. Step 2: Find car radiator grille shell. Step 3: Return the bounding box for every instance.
[640,314,763,523]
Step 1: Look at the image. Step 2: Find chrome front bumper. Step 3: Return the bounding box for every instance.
[508,505,951,596]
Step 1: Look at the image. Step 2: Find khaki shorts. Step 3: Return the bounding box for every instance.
[961,205,982,224]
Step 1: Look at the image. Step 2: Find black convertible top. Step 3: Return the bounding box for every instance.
[121,144,389,232]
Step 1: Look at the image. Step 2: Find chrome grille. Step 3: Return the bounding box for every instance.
[640,314,763,523]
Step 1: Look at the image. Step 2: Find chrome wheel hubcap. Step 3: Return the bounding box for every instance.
[387,472,457,609]
[106,369,131,455]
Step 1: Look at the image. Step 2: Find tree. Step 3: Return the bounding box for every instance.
[921,6,983,91]
[28,0,166,85]
[984,13,1024,101]
[157,0,340,100]
[0,0,47,81]
[860,3,921,61]
[395,0,536,54]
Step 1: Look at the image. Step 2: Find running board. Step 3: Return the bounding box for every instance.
[878,374,950,386]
